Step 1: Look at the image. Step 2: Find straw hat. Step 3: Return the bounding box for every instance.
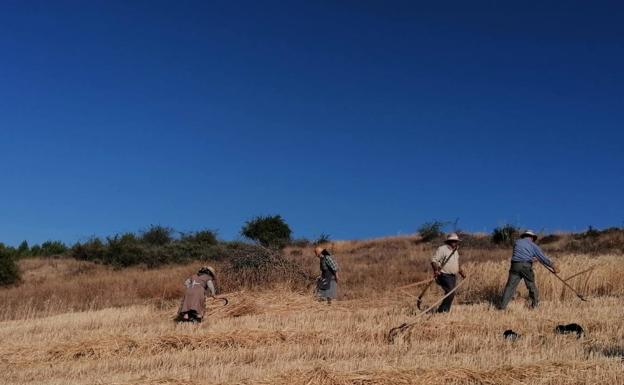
[446,233,461,242]
[199,265,216,276]
[521,230,538,240]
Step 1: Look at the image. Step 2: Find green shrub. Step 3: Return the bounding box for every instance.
[40,240,68,256]
[181,230,218,245]
[0,243,17,258]
[418,221,446,242]
[70,228,226,268]
[29,244,42,256]
[70,238,107,262]
[141,225,174,246]
[491,225,519,245]
[0,248,20,286]
[105,233,147,266]
[241,215,292,249]
[17,240,30,257]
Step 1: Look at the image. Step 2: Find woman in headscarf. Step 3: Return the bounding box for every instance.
[178,265,217,323]
[315,246,339,304]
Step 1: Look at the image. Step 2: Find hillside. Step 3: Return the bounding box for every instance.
[1,234,623,384]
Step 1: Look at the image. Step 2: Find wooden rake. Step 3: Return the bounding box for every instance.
[387,277,469,343]
[541,264,589,302]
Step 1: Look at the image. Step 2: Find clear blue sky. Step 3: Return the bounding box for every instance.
[1,1,623,246]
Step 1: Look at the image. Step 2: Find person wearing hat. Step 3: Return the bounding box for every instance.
[314,246,339,304]
[431,233,466,313]
[499,230,558,310]
[178,265,217,323]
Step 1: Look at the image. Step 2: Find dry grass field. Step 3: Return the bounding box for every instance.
[1,235,623,384]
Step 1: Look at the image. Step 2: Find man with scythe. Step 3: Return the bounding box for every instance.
[430,233,466,313]
[499,230,559,310]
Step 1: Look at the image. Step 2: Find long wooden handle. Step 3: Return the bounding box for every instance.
[417,279,436,301]
[541,264,588,301]
[563,266,596,282]
[402,277,468,327]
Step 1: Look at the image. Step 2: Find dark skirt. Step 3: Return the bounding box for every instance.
[317,278,337,299]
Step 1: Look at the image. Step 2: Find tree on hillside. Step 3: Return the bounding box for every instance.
[182,230,218,245]
[418,220,447,242]
[241,215,292,249]
[491,225,519,245]
[17,240,30,257]
[0,247,20,286]
[141,225,174,246]
[40,241,68,256]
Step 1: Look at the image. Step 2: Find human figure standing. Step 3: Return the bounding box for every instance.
[315,246,339,304]
[499,230,559,309]
[431,233,466,313]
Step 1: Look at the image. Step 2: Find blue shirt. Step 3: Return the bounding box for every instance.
[511,238,553,268]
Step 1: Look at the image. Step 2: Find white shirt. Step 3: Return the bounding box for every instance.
[431,245,460,275]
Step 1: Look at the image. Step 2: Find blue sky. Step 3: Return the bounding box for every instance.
[1,1,623,246]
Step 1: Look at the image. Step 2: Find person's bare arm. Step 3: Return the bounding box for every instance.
[431,261,441,277]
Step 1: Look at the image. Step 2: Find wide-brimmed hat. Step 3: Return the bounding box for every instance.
[521,230,538,239]
[445,233,461,242]
[198,265,216,276]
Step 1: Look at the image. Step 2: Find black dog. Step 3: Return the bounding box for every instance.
[503,329,520,341]
[555,323,584,338]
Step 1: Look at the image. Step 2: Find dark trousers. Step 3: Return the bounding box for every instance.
[500,262,539,309]
[436,273,457,313]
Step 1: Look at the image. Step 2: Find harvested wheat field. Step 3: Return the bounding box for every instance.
[1,240,623,385]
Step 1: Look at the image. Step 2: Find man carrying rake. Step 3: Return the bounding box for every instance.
[430,233,466,313]
[499,230,559,310]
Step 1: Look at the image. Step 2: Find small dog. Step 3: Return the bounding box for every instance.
[555,323,584,338]
[503,329,520,341]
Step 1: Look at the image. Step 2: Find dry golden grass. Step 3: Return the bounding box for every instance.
[1,237,623,385]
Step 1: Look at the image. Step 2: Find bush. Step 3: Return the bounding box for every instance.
[105,233,147,266]
[70,227,227,268]
[141,225,174,246]
[457,233,496,250]
[314,233,331,245]
[539,234,561,245]
[17,241,30,257]
[71,238,107,262]
[491,225,519,245]
[181,230,218,245]
[40,240,68,256]
[418,221,446,242]
[0,248,20,286]
[29,244,42,256]
[241,215,292,248]
[565,227,624,254]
